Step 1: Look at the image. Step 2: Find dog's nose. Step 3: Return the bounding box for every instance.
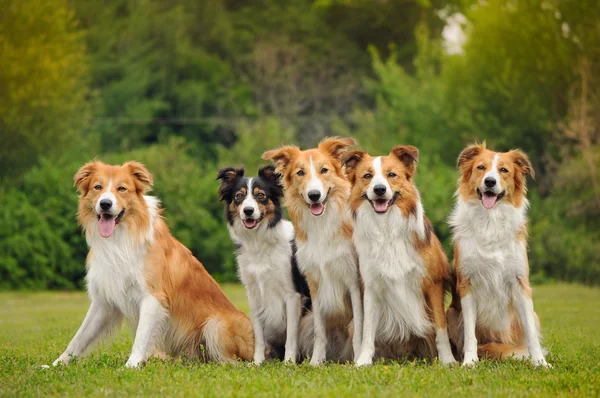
[373,184,387,196]
[308,190,321,202]
[99,199,112,211]
[243,207,254,216]
[484,177,496,188]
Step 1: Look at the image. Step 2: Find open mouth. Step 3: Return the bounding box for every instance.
[307,188,331,217]
[477,189,505,209]
[97,209,125,238]
[242,216,262,230]
[367,192,398,214]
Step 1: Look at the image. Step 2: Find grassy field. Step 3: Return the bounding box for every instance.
[0,284,598,397]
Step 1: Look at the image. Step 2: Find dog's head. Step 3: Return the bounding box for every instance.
[456,142,534,208]
[343,145,420,216]
[262,137,355,217]
[216,164,284,230]
[74,161,153,238]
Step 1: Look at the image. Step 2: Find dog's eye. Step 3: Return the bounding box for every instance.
[320,167,328,174]
[388,172,397,178]
[256,193,265,200]
[477,165,485,170]
[500,167,509,173]
[117,186,127,192]
[363,173,372,179]
[296,170,305,177]
[235,192,244,200]
[93,185,102,190]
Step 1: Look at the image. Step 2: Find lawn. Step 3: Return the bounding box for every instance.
[0,284,598,397]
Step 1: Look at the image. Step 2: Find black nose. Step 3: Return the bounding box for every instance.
[484,177,496,188]
[99,199,112,211]
[373,184,387,196]
[243,207,254,216]
[308,190,321,202]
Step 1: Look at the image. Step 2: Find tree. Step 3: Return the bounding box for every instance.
[0,0,89,182]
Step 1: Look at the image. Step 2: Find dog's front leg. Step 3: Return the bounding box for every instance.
[349,280,363,362]
[125,295,168,368]
[284,292,302,363]
[310,294,327,366]
[355,286,378,367]
[461,294,479,366]
[53,301,121,366]
[429,281,457,365]
[514,286,550,367]
[246,289,266,365]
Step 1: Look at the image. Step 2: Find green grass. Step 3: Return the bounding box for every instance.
[1,284,598,397]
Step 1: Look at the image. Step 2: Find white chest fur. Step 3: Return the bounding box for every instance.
[449,198,530,331]
[229,220,296,338]
[295,205,357,316]
[354,202,431,341]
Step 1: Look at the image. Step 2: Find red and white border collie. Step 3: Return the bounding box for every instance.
[53,161,254,368]
[262,137,363,365]
[447,143,550,367]
[343,146,456,366]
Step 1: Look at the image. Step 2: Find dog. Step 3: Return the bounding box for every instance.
[342,145,456,366]
[262,137,363,365]
[53,161,254,368]
[447,143,550,367]
[216,164,311,364]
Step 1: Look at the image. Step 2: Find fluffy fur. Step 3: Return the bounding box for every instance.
[217,164,311,364]
[343,146,456,366]
[447,143,550,367]
[262,137,363,365]
[53,161,254,368]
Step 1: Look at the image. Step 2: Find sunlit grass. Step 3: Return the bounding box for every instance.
[0,284,598,397]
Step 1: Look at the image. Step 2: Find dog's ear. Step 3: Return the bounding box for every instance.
[318,136,356,160]
[457,142,486,181]
[510,149,535,179]
[341,150,366,184]
[216,167,244,201]
[262,146,301,175]
[258,164,284,198]
[73,162,99,194]
[124,161,153,193]
[390,145,419,179]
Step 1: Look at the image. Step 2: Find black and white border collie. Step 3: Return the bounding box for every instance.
[217,164,311,364]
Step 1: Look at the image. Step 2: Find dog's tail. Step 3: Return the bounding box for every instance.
[478,342,529,360]
[203,311,254,362]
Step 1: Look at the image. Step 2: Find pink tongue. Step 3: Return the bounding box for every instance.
[482,195,497,209]
[99,217,116,238]
[310,203,324,216]
[244,219,257,228]
[374,200,389,213]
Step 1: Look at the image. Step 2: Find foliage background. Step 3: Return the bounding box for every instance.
[0,0,598,289]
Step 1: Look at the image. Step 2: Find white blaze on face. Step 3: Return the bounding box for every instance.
[95,179,119,238]
[305,156,326,216]
[240,178,260,229]
[95,179,117,215]
[480,154,503,209]
[367,157,393,214]
[305,156,325,203]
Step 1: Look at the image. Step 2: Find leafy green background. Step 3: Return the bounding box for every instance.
[1,0,599,289]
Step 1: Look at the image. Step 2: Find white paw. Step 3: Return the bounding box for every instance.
[251,359,264,366]
[532,358,552,368]
[309,354,325,366]
[125,357,143,368]
[462,354,479,367]
[40,365,50,369]
[355,355,373,367]
[52,353,71,367]
[439,354,458,366]
[283,355,296,364]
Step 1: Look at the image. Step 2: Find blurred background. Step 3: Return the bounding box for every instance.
[0,0,598,289]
